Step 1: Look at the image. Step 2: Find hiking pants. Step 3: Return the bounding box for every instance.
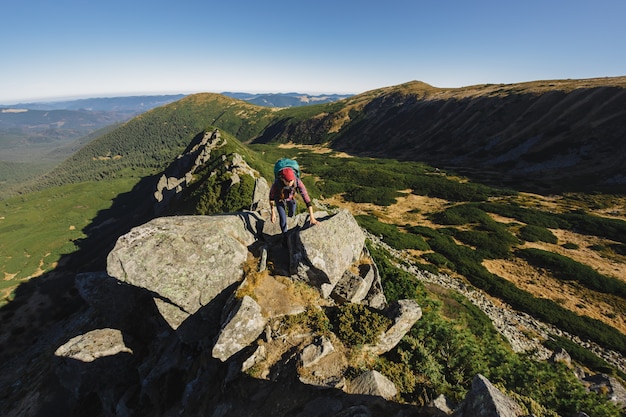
[276,200,296,233]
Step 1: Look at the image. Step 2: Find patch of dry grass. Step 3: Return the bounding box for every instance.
[483,257,626,334]
[320,190,626,336]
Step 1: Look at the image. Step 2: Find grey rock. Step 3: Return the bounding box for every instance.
[331,267,374,305]
[301,336,335,368]
[54,328,132,363]
[365,299,422,355]
[53,328,137,408]
[362,259,388,309]
[291,209,365,297]
[242,345,267,373]
[251,176,271,214]
[583,373,626,409]
[106,214,258,327]
[453,374,524,417]
[212,295,267,361]
[427,394,455,415]
[346,370,398,400]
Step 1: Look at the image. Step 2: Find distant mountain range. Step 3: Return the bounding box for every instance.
[0,94,186,112]
[0,92,350,185]
[0,92,351,112]
[3,78,626,195]
[220,92,352,107]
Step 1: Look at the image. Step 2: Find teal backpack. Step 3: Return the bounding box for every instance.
[273,158,301,181]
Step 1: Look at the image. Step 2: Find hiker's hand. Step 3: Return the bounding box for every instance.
[310,217,319,226]
[271,210,276,223]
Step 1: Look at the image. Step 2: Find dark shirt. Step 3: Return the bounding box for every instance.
[269,178,312,206]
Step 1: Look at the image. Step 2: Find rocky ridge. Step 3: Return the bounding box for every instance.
[3,130,624,416]
[45,205,535,417]
[56,133,625,416]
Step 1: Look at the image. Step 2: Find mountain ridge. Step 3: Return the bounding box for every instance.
[250,76,626,193]
[1,76,626,416]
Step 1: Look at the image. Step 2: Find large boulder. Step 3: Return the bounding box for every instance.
[212,295,267,361]
[453,374,524,417]
[290,209,365,297]
[346,370,398,400]
[107,214,260,328]
[365,299,422,355]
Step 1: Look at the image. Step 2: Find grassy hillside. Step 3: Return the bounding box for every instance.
[0,177,142,300]
[251,77,626,194]
[16,94,276,191]
[1,84,626,416]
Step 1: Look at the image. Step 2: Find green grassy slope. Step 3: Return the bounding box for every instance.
[27,94,276,190]
[0,177,141,298]
[1,87,625,416]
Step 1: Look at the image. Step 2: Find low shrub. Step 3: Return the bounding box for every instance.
[517,248,626,298]
[334,303,392,347]
[519,224,558,244]
[355,215,430,250]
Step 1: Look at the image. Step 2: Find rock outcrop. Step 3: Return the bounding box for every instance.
[106,213,260,329]
[19,136,546,416]
[46,209,430,415]
[453,374,524,417]
[153,129,225,212]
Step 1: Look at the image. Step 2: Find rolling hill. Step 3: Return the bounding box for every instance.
[250,77,626,194]
[1,77,626,416]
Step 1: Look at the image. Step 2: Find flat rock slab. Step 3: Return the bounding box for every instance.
[107,214,258,320]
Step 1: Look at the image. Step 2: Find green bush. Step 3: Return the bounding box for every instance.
[478,202,626,244]
[517,248,626,298]
[282,307,331,335]
[355,215,430,250]
[452,228,516,259]
[371,236,623,415]
[542,336,619,376]
[422,252,453,269]
[410,227,626,356]
[345,186,402,206]
[334,303,392,347]
[519,224,558,243]
[367,243,427,303]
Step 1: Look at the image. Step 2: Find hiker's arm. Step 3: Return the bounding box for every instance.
[297,179,318,225]
[270,201,276,223]
[269,182,278,223]
[307,204,319,225]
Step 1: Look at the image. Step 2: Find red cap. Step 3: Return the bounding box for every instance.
[280,167,296,181]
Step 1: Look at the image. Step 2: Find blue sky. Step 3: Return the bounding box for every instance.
[2,0,625,103]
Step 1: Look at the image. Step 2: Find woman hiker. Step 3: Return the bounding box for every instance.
[269,166,319,245]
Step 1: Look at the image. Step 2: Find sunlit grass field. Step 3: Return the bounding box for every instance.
[0,177,140,301]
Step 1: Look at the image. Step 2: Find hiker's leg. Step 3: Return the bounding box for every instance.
[276,202,288,233]
[287,200,296,218]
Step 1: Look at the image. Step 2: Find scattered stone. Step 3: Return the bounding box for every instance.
[301,336,335,368]
[54,328,132,362]
[549,347,572,367]
[453,374,524,417]
[583,373,626,409]
[242,344,267,373]
[365,299,422,355]
[331,267,374,305]
[346,370,398,400]
[212,295,267,361]
[427,394,455,415]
